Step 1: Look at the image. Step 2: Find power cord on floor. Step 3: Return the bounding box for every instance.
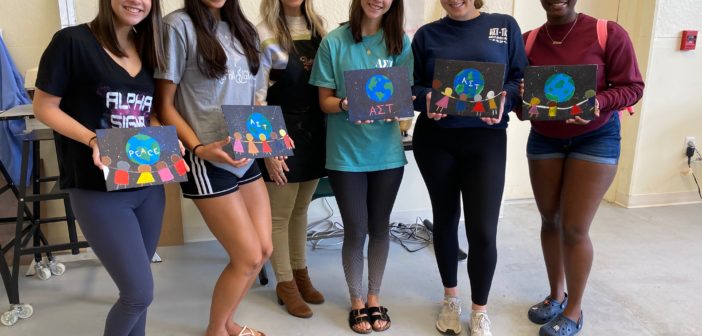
[306,207,433,252]
[307,197,344,249]
[314,197,335,223]
[686,145,702,200]
[306,220,344,250]
[389,217,433,253]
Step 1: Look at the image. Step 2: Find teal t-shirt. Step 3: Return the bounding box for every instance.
[309,24,413,172]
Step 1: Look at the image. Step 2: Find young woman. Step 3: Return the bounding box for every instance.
[256,0,327,319]
[522,1,644,335]
[411,1,526,335]
[154,0,271,335]
[309,0,412,333]
[33,0,166,335]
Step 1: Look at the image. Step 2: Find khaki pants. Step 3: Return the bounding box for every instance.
[266,179,319,282]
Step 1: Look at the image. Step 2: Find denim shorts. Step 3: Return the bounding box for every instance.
[527,114,621,165]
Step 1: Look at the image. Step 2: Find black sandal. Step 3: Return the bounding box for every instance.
[348,308,372,334]
[367,306,391,332]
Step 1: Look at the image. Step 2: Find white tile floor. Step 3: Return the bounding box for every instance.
[1,201,701,335]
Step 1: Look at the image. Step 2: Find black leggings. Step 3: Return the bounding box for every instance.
[413,116,506,306]
[327,167,404,299]
[68,186,165,336]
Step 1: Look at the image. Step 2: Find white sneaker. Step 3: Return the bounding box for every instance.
[436,297,462,335]
[470,311,493,336]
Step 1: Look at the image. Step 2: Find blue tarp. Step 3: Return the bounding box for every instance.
[0,35,32,184]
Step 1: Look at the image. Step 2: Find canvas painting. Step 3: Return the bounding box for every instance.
[221,105,294,159]
[96,126,188,191]
[343,66,414,122]
[430,59,506,117]
[522,65,597,121]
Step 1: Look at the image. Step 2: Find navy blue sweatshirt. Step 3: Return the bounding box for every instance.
[411,13,527,129]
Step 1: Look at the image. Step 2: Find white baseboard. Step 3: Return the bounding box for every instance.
[25,248,97,276]
[182,200,541,244]
[503,198,537,205]
[615,191,702,208]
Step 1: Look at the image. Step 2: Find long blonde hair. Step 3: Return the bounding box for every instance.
[260,0,327,52]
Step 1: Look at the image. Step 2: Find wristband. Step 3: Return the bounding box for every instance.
[192,144,204,155]
[338,97,347,112]
[88,136,97,147]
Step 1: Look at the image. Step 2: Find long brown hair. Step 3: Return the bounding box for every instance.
[349,0,405,56]
[90,0,165,70]
[260,0,327,53]
[185,0,260,79]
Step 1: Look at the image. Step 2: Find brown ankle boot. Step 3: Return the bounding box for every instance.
[276,280,312,318]
[293,267,325,304]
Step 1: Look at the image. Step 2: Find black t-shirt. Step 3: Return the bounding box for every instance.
[35,24,155,191]
[258,36,326,183]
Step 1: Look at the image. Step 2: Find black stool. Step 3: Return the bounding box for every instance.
[0,129,89,326]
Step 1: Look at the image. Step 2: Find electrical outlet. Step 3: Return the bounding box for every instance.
[685,136,696,150]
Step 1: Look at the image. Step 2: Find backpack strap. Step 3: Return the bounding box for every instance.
[595,19,634,115]
[525,26,541,57]
[596,19,608,51]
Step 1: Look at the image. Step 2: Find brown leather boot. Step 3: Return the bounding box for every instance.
[276,280,312,318]
[293,267,325,304]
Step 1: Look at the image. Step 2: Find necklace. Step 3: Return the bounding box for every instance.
[361,39,375,56]
[360,29,384,57]
[544,15,579,45]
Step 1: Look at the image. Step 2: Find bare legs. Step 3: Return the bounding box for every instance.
[194,179,272,336]
[529,158,617,321]
[529,159,567,304]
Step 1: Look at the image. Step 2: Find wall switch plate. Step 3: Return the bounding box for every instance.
[685,136,697,151]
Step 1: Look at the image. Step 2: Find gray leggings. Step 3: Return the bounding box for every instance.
[68,186,165,336]
[327,168,404,299]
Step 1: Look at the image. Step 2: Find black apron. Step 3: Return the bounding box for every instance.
[258,35,326,183]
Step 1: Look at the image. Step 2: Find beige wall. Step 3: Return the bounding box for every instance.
[0,0,62,242]
[73,0,185,22]
[511,0,702,207]
[607,0,655,204]
[0,0,61,76]
[73,0,352,33]
[515,0,620,31]
[617,0,702,207]
[1,0,698,241]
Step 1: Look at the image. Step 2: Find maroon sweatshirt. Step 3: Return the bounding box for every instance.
[522,13,644,138]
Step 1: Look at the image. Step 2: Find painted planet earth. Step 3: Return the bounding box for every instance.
[453,68,485,97]
[544,73,576,103]
[365,74,394,103]
[125,134,160,165]
[246,112,273,138]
